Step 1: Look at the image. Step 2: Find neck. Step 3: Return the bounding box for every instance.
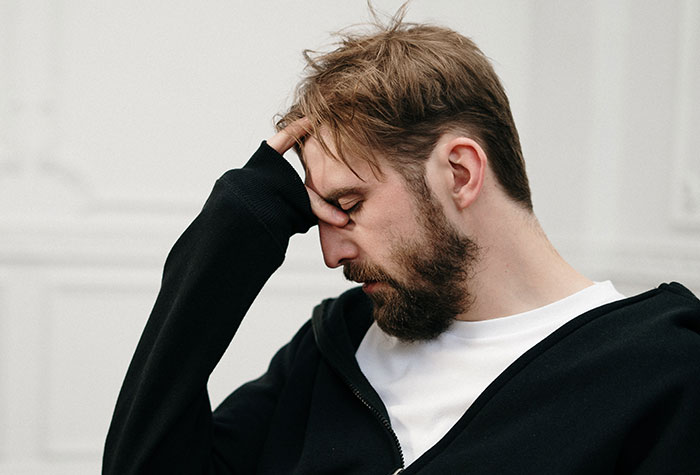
[457,207,592,322]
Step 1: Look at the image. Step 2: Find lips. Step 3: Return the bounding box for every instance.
[344,262,390,294]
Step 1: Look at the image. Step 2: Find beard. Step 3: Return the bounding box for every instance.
[343,185,479,342]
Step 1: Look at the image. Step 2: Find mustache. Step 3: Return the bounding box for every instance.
[343,261,393,284]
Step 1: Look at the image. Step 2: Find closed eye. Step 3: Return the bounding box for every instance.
[324,186,368,216]
[341,200,363,214]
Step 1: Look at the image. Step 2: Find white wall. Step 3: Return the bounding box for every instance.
[1,1,698,473]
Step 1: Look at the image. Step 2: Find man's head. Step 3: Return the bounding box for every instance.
[277,11,532,210]
[278,12,533,341]
[303,134,479,342]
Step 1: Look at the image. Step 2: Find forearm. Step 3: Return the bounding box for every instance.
[103,143,315,474]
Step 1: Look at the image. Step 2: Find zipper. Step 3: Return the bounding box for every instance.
[341,373,405,472]
[312,301,405,473]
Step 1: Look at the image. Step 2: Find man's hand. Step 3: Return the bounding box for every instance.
[268,120,349,228]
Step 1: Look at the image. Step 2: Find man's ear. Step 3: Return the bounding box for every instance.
[444,137,487,210]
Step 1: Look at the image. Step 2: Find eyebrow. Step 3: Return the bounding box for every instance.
[322,186,369,206]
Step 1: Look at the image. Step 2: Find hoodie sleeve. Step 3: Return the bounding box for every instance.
[102,142,316,475]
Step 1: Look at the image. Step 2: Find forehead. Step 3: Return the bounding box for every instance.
[301,135,386,195]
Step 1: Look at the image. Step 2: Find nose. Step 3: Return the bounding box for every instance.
[318,221,359,268]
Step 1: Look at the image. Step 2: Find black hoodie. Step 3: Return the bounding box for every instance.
[103,143,700,474]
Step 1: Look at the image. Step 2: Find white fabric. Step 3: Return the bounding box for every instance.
[355,281,625,467]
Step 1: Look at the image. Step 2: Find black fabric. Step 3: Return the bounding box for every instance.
[103,143,700,475]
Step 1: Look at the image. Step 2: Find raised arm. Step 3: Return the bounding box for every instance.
[103,122,345,474]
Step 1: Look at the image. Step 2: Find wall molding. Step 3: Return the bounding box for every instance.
[553,233,700,294]
[0,277,8,461]
[671,0,700,228]
[40,270,160,458]
[1,215,697,293]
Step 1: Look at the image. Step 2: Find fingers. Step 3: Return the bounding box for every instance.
[267,118,312,155]
[267,118,348,227]
[306,186,349,227]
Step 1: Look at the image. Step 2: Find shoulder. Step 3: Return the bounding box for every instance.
[522,282,700,381]
[631,282,700,371]
[568,281,699,338]
[554,281,700,380]
[613,282,700,338]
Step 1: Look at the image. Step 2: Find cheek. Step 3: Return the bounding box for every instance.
[357,183,424,260]
[361,212,420,261]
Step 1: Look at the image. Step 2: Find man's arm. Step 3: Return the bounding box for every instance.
[103,122,346,474]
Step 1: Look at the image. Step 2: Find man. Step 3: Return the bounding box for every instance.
[104,15,700,475]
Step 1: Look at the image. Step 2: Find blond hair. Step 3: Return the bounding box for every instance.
[277,8,532,210]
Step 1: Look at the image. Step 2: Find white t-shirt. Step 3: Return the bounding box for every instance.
[355,281,625,466]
